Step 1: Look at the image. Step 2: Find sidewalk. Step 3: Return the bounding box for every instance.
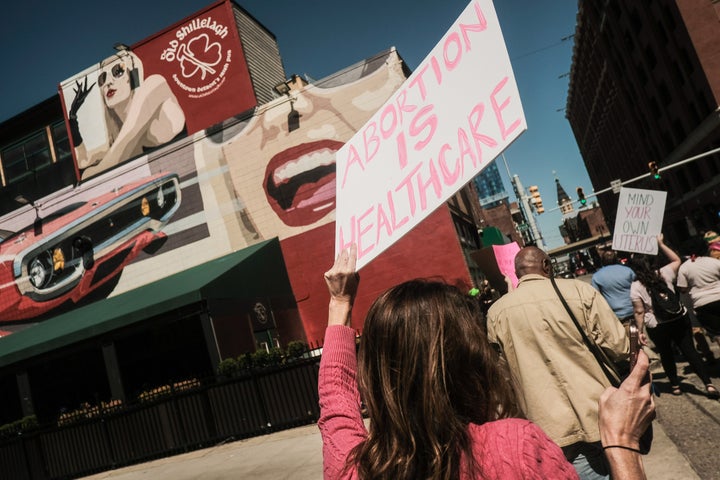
[79,419,699,480]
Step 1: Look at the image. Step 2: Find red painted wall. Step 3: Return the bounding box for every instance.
[132,1,256,135]
[280,205,472,346]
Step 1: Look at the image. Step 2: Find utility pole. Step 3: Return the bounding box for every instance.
[512,174,545,250]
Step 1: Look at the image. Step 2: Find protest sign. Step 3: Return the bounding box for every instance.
[492,242,520,287]
[335,0,526,269]
[470,241,519,292]
[612,187,667,255]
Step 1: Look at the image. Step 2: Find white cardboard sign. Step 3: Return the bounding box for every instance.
[334,0,526,269]
[612,187,667,255]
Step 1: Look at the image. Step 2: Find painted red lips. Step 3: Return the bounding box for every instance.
[264,140,342,227]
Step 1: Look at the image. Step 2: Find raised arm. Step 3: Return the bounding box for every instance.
[631,298,648,346]
[657,234,681,274]
[318,245,365,479]
[324,245,359,327]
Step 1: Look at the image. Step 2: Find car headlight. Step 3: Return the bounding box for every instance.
[29,254,53,288]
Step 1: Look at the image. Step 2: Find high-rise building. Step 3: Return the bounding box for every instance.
[473,160,508,208]
[566,0,720,244]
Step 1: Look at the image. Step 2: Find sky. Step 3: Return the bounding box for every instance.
[0,0,590,249]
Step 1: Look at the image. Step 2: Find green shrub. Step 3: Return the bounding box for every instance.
[286,341,308,359]
[217,357,240,377]
[0,415,38,436]
[251,349,271,368]
[268,347,284,366]
[237,352,253,371]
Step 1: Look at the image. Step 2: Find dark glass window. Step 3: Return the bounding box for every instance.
[630,9,642,31]
[662,5,677,31]
[672,119,685,143]
[649,97,661,119]
[624,31,635,52]
[51,121,72,164]
[636,64,648,85]
[1,130,52,185]
[677,168,690,191]
[644,46,657,70]
[658,82,671,105]
[680,48,694,74]
[654,20,668,44]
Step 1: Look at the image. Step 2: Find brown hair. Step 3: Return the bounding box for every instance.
[351,279,521,479]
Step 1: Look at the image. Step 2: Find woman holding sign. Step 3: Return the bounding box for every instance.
[319,245,655,479]
[629,234,718,398]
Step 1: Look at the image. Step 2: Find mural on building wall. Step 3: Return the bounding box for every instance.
[0,49,407,329]
[63,50,187,180]
[200,50,409,242]
[58,1,255,181]
[0,173,181,322]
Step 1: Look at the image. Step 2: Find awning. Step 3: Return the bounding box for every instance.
[0,238,290,369]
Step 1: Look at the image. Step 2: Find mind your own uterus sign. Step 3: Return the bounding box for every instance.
[612,187,667,255]
[334,0,526,269]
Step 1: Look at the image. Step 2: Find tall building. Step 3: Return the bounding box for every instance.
[474,160,508,208]
[566,0,720,245]
[472,159,527,246]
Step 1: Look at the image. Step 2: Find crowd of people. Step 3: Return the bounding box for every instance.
[316,230,720,479]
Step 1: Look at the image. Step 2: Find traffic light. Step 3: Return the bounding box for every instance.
[577,187,587,206]
[648,161,660,179]
[528,185,544,214]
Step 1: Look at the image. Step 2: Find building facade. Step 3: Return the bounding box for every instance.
[566,0,720,247]
[0,0,486,425]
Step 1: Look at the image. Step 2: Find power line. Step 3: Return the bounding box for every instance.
[511,34,574,61]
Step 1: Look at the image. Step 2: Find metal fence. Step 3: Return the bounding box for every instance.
[0,358,321,480]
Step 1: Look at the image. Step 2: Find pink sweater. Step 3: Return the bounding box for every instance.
[318,325,579,479]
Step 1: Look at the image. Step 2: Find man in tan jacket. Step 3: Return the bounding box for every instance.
[487,247,629,480]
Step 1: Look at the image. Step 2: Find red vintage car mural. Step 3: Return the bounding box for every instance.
[0,173,181,322]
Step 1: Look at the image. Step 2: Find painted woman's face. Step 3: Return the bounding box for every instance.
[220,55,407,240]
[98,57,133,109]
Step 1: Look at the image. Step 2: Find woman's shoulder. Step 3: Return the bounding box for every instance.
[468,418,548,443]
[630,279,646,294]
[468,419,577,478]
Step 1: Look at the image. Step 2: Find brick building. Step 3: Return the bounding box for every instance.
[566,0,720,246]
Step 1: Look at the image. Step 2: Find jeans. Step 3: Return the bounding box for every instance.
[562,442,610,480]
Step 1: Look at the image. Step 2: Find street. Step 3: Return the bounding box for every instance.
[651,349,720,480]
[77,343,720,480]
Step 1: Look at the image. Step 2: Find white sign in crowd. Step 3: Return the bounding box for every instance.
[612,187,667,255]
[334,0,527,269]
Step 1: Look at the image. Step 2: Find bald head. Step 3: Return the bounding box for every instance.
[515,247,551,279]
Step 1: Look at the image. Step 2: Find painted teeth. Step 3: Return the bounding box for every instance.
[273,148,335,183]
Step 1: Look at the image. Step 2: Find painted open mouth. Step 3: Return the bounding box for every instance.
[264,140,342,227]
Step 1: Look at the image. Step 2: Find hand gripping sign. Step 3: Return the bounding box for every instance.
[335,0,526,269]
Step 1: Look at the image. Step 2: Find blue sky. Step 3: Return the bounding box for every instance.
[0,0,590,249]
